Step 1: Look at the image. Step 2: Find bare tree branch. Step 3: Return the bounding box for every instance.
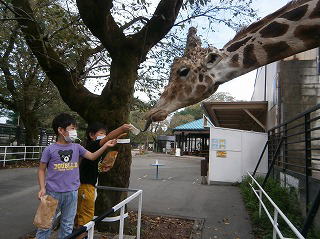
[130,0,183,62]
[120,16,149,30]
[76,0,126,56]
[49,16,81,40]
[71,45,105,80]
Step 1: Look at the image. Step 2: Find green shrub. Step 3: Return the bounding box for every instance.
[239,176,320,239]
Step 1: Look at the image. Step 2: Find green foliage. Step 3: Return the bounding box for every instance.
[167,91,236,131]
[0,0,98,138]
[168,114,195,131]
[240,176,320,239]
[129,109,170,145]
[206,92,236,102]
[112,0,257,101]
[175,103,203,120]
[4,111,19,125]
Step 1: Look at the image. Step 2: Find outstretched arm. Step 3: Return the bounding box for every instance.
[84,139,117,161]
[99,124,132,146]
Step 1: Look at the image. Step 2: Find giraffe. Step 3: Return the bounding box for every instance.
[144,0,320,127]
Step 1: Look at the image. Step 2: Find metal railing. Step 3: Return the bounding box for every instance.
[248,172,305,239]
[65,186,143,239]
[267,104,320,235]
[0,145,45,167]
[268,104,320,208]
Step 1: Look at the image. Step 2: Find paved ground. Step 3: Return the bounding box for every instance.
[128,153,253,239]
[0,167,39,238]
[0,152,253,239]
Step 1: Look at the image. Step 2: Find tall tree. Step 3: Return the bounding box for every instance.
[5,0,256,230]
[0,1,106,145]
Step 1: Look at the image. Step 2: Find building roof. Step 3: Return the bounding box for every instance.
[173,119,206,131]
[202,101,267,132]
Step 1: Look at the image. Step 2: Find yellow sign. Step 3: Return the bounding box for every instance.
[216,151,227,158]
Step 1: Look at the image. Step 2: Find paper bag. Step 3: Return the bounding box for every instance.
[98,151,118,173]
[33,195,58,229]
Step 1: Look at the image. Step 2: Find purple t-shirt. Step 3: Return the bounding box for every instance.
[40,143,88,192]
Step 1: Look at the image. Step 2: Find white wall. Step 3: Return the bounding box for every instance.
[208,127,268,183]
[242,131,268,176]
[251,62,278,111]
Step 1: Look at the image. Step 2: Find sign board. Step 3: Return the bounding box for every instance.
[212,139,226,150]
[216,151,227,158]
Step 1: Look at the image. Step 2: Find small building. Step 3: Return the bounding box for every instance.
[172,118,210,156]
[154,135,175,154]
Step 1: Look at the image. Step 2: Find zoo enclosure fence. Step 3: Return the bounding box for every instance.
[0,145,46,167]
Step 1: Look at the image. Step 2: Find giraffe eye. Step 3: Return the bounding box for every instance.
[205,52,222,68]
[178,68,190,77]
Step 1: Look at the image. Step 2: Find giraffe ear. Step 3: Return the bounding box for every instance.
[204,52,222,69]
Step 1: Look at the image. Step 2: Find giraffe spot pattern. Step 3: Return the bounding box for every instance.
[230,54,240,67]
[294,24,320,48]
[178,92,185,101]
[226,37,252,52]
[260,21,289,38]
[310,0,320,18]
[196,85,206,95]
[199,74,203,82]
[280,4,308,21]
[243,44,258,68]
[205,76,212,84]
[263,41,291,61]
[185,85,192,95]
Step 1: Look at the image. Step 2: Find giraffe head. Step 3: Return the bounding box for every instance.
[145,27,227,125]
[145,0,320,128]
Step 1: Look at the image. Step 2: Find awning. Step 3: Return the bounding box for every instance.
[202,101,268,132]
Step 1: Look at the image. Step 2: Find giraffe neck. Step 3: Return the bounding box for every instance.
[217,0,320,82]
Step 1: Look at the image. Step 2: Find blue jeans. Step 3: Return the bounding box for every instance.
[36,190,78,239]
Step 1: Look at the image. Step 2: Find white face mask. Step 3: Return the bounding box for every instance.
[64,130,78,143]
[96,135,106,140]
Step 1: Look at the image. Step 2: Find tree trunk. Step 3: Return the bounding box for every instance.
[90,55,136,232]
[20,111,39,145]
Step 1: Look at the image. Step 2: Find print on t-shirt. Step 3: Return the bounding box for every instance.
[58,150,73,163]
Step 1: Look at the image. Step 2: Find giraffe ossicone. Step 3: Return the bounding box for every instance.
[145,0,320,127]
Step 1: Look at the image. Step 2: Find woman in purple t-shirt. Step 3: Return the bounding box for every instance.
[36,113,117,239]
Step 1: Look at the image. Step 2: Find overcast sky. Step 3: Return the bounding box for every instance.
[84,0,291,102]
[0,0,291,124]
[128,0,292,102]
[210,0,290,101]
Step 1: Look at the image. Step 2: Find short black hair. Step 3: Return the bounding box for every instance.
[86,122,108,141]
[52,113,77,135]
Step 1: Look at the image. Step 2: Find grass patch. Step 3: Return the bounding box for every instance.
[239,176,320,239]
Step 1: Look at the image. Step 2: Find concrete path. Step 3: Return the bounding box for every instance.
[0,152,253,239]
[0,167,39,239]
[129,153,253,239]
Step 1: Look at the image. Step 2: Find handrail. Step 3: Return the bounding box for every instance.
[247,172,304,239]
[65,186,143,239]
